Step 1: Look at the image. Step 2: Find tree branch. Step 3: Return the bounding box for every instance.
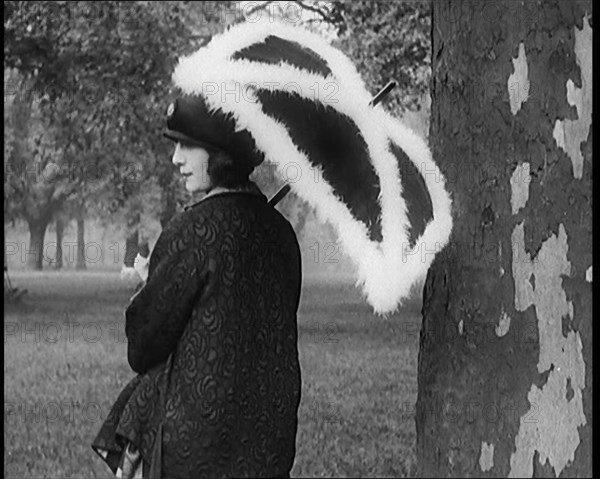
[243,1,275,17]
[291,1,336,23]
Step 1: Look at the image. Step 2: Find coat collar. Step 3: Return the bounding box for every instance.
[184,181,266,211]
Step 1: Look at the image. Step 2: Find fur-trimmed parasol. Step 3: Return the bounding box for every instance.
[171,19,453,314]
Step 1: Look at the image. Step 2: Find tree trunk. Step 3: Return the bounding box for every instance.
[123,230,139,267]
[76,213,86,270]
[26,219,48,271]
[417,1,592,477]
[54,215,65,269]
[4,230,7,270]
[123,207,142,268]
[158,162,178,229]
[159,178,178,229]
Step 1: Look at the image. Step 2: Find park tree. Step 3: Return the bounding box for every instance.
[4,70,81,270]
[331,0,430,112]
[416,1,592,476]
[4,1,231,270]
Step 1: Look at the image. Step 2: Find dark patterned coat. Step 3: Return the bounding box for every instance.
[92,184,302,478]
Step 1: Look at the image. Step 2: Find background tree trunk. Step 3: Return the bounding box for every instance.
[54,215,65,269]
[417,1,592,477]
[159,189,177,230]
[76,211,86,270]
[123,230,139,268]
[159,163,178,229]
[26,219,48,271]
[122,204,143,268]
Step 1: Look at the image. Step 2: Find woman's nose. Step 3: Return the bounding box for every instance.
[172,145,184,166]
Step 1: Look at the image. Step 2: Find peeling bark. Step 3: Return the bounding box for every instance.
[417,1,592,477]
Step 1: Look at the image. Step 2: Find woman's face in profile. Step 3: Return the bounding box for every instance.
[172,143,211,193]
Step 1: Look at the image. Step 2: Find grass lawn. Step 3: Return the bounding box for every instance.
[4,271,422,478]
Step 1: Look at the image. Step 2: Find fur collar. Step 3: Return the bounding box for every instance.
[184,181,265,210]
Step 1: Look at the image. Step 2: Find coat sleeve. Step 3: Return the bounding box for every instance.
[125,234,208,375]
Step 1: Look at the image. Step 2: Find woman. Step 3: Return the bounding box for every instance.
[92,95,303,478]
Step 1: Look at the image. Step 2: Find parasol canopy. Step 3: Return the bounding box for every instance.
[171,19,452,314]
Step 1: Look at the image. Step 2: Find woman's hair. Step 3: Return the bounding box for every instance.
[206,147,254,189]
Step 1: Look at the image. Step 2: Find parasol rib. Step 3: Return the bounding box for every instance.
[268,80,397,207]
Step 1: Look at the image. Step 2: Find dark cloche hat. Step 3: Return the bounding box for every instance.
[163,95,264,167]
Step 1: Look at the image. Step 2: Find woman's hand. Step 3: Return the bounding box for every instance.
[125,238,205,374]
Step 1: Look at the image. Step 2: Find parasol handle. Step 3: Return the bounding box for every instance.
[268,80,397,207]
[369,80,397,107]
[268,183,291,207]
